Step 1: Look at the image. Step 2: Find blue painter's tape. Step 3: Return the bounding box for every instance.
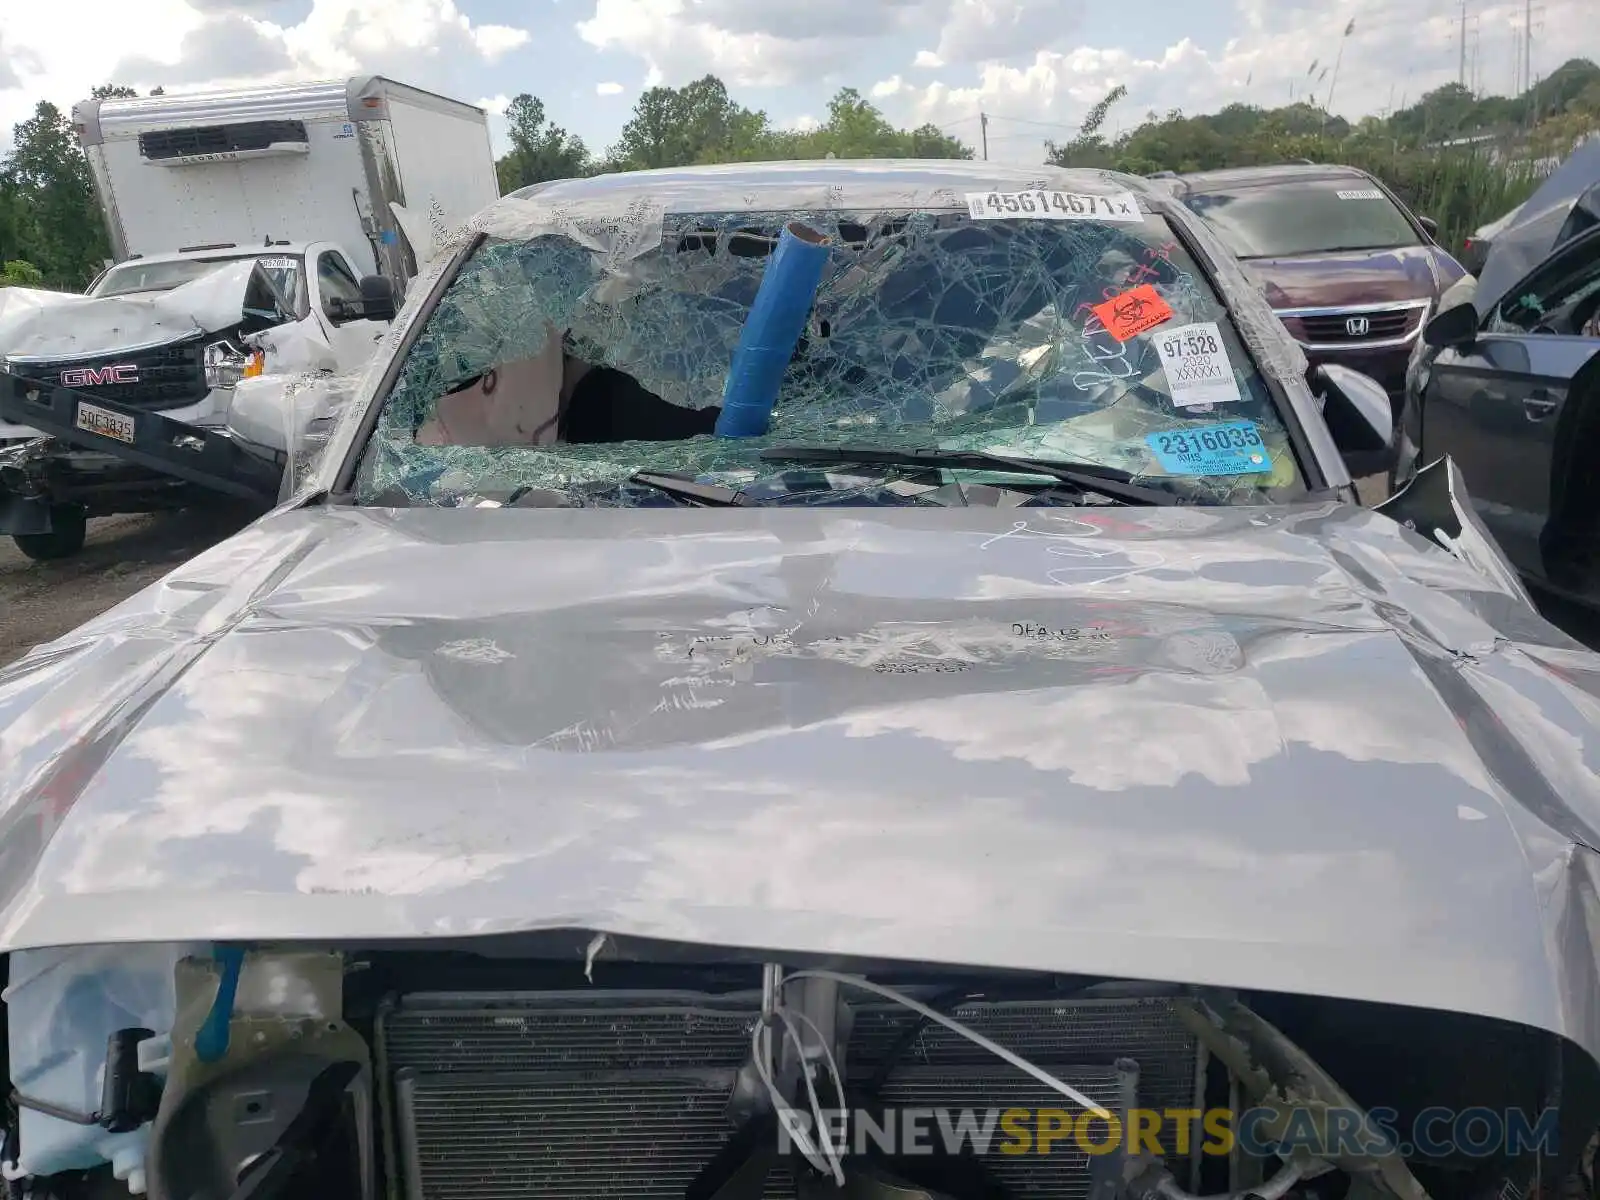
[1145,421,1272,476]
[195,945,245,1063]
[380,230,400,245]
[715,222,832,438]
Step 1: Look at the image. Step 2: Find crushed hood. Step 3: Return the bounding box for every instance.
[2,500,1600,1066]
[0,260,279,361]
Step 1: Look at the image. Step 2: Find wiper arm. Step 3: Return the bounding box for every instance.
[760,444,1178,506]
[628,471,755,507]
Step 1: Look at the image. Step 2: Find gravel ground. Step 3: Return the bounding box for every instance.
[0,475,1593,670]
[0,507,257,668]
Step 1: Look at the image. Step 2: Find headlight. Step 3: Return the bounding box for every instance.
[203,341,265,389]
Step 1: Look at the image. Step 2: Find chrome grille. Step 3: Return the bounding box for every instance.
[379,990,1202,1200]
[7,337,208,413]
[1281,304,1425,346]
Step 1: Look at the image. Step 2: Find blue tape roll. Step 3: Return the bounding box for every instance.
[715,223,831,438]
[195,945,245,1064]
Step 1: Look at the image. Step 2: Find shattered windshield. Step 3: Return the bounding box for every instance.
[355,198,1305,508]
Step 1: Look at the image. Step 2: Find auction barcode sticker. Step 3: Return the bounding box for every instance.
[1153,321,1242,407]
[966,190,1144,223]
[1335,188,1385,200]
[259,256,297,270]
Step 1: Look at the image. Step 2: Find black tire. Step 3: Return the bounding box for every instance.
[12,505,87,561]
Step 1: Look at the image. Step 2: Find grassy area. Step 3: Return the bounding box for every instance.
[1342,148,1545,253]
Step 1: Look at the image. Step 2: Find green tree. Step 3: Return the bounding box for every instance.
[609,75,773,170]
[495,93,591,192]
[1045,85,1127,168]
[793,89,972,159]
[90,85,138,100]
[1,259,44,286]
[1,101,111,289]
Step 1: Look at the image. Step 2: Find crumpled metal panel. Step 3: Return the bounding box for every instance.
[0,260,264,360]
[2,485,1598,1071]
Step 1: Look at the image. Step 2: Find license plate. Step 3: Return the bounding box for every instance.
[74,400,136,444]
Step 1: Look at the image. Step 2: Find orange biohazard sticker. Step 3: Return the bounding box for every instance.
[1089,285,1174,342]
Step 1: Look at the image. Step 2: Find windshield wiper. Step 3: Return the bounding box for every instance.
[628,471,755,506]
[760,444,1178,506]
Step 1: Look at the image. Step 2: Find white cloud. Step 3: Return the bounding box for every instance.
[596,80,625,95]
[475,93,512,114]
[116,13,294,87]
[0,0,538,121]
[931,0,1084,67]
[0,0,203,135]
[278,0,530,87]
[783,113,821,131]
[870,75,904,98]
[575,0,1083,89]
[913,49,944,68]
[880,0,1595,162]
[472,23,531,59]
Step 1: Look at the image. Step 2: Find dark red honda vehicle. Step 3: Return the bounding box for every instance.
[1164,164,1468,405]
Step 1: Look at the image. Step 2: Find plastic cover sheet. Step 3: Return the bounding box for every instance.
[356,177,1306,507]
[281,370,363,497]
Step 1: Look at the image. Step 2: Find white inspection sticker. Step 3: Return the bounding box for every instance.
[965,190,1143,223]
[1153,322,1242,407]
[258,256,297,270]
[1335,188,1385,200]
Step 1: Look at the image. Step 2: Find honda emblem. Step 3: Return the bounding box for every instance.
[1345,316,1371,337]
[60,364,139,387]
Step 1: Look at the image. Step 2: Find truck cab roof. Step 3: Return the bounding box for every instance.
[121,243,318,266]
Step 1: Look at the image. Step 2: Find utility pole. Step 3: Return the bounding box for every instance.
[1458,0,1467,86]
[1523,0,1532,103]
[980,111,989,160]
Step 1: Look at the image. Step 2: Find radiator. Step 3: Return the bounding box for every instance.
[378,990,1203,1200]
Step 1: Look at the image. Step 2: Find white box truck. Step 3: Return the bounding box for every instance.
[0,77,500,558]
[77,75,498,283]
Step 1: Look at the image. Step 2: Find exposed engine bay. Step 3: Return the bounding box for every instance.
[3,940,1597,1200]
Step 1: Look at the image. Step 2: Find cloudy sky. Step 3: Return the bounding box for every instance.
[0,0,1595,163]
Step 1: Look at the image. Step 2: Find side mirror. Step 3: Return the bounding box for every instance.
[358,274,397,323]
[1311,363,1393,472]
[1418,215,1439,239]
[331,275,398,324]
[1422,301,1478,349]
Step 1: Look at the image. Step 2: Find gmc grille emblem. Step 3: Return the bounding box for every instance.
[1345,317,1371,337]
[60,364,139,387]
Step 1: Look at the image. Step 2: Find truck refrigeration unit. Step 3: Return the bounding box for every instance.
[0,77,500,559]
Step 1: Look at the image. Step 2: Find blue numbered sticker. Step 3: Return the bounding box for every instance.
[1145,421,1272,476]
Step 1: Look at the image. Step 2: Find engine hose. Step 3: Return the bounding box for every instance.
[1151,1159,1306,1200]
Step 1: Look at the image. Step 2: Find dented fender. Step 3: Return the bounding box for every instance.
[1374,456,1534,608]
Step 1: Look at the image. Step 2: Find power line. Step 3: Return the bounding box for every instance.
[983,113,1082,132]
